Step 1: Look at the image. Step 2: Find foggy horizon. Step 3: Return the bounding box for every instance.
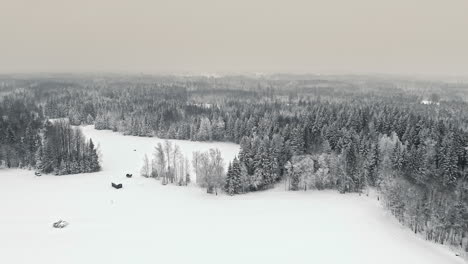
[1,0,467,77]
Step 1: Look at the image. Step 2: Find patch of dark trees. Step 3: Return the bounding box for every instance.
[0,92,100,175]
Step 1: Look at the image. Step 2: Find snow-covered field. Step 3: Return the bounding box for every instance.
[0,126,464,264]
[80,125,241,182]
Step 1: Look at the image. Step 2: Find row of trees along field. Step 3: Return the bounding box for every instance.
[140,140,225,195]
[3,75,468,253]
[0,92,100,175]
[140,140,191,186]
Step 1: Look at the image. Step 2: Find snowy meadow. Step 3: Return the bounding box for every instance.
[0,126,464,264]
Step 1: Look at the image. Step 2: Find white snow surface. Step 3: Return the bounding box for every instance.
[80,125,240,182]
[0,126,464,264]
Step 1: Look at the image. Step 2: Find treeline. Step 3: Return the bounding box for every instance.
[223,104,468,252]
[37,120,100,175]
[26,75,468,142]
[0,92,100,175]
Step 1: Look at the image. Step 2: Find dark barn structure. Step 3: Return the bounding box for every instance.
[111,183,123,189]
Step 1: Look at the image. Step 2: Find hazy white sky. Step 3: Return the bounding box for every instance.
[1,0,467,75]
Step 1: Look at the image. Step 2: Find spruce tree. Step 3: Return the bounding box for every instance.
[364,142,380,186]
[224,162,235,195]
[391,140,404,172]
[88,139,100,172]
[439,133,458,187]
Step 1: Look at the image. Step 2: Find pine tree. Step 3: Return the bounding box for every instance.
[439,133,458,187]
[35,145,44,172]
[88,139,100,172]
[6,126,16,144]
[86,114,94,124]
[223,157,244,195]
[391,140,405,172]
[270,134,284,179]
[235,162,247,192]
[289,126,305,155]
[341,142,359,192]
[364,142,380,186]
[197,117,213,141]
[285,160,300,191]
[224,162,235,195]
[322,140,332,154]
[238,136,251,163]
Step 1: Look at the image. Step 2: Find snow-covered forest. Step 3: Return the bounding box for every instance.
[1,74,468,261]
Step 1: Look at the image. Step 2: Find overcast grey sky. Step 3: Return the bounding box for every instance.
[1,0,467,76]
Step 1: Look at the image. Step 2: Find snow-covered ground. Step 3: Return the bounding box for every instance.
[80,125,240,182]
[0,126,464,264]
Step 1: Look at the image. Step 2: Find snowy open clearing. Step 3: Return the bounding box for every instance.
[79,125,241,182]
[0,126,464,264]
